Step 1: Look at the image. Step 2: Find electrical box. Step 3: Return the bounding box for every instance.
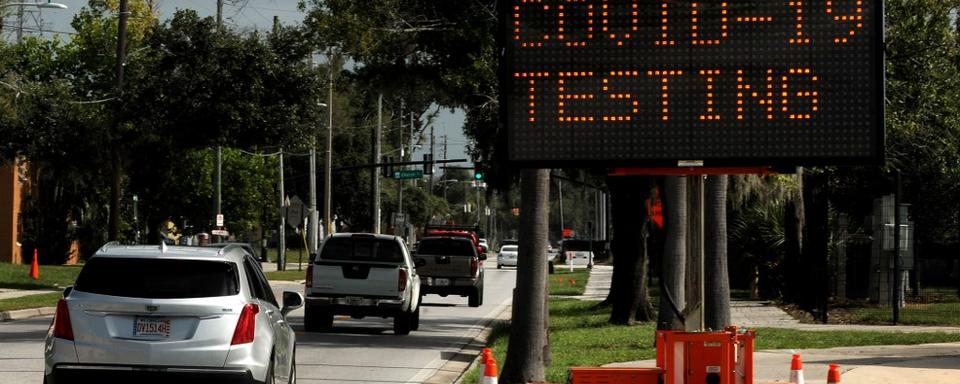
[657,327,755,384]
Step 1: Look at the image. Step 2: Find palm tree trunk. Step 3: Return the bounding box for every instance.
[658,176,687,330]
[500,169,550,383]
[705,175,730,330]
[607,176,656,324]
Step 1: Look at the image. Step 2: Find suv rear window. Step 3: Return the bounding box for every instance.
[319,237,403,262]
[75,258,240,299]
[417,238,476,256]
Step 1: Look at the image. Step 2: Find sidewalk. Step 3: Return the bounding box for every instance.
[579,265,960,383]
[0,288,61,322]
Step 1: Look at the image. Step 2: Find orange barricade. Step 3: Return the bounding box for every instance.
[568,327,755,384]
[657,326,755,384]
[567,367,663,384]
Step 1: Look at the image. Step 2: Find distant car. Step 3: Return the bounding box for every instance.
[208,242,267,262]
[497,245,519,269]
[303,233,421,335]
[45,243,303,384]
[478,238,490,254]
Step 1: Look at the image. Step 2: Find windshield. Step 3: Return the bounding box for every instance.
[501,245,518,252]
[75,258,240,299]
[320,237,404,262]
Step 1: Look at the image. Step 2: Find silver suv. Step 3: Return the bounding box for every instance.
[44,243,303,384]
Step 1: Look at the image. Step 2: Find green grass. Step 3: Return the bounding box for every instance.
[0,263,83,290]
[0,292,62,312]
[265,269,308,281]
[263,248,307,264]
[463,299,960,384]
[843,303,960,326]
[548,269,591,296]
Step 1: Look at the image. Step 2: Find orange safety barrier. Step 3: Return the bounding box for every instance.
[567,367,663,384]
[657,326,755,384]
[568,327,754,384]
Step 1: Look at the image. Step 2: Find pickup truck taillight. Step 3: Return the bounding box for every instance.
[305,264,314,288]
[471,258,479,277]
[398,269,408,292]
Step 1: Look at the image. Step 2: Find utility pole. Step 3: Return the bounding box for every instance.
[372,94,383,233]
[108,0,129,241]
[277,149,286,271]
[212,1,225,243]
[429,120,435,194]
[324,53,335,237]
[396,99,404,236]
[16,4,23,44]
[307,53,319,257]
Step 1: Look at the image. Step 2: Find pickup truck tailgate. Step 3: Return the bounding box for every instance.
[312,261,400,297]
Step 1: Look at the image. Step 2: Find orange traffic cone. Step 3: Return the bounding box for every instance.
[789,354,804,384]
[827,364,841,383]
[29,249,39,280]
[480,347,492,374]
[480,354,498,384]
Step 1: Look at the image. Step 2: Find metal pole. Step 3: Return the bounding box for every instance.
[216,0,223,25]
[558,179,564,239]
[893,171,902,323]
[324,54,334,236]
[277,149,286,271]
[476,181,482,226]
[308,145,317,252]
[429,120,435,194]
[373,94,382,233]
[214,146,222,242]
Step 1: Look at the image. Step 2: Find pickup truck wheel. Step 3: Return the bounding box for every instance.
[304,307,333,332]
[468,287,483,307]
[411,305,421,331]
[394,312,412,335]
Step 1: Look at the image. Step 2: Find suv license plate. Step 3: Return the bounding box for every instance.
[134,317,171,338]
[434,278,450,286]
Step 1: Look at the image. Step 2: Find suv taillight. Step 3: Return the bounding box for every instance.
[52,299,74,341]
[398,269,408,292]
[230,303,259,345]
[471,258,479,277]
[305,264,314,288]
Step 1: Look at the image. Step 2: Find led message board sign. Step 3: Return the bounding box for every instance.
[504,0,883,167]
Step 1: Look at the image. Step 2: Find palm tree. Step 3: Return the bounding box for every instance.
[657,176,687,330]
[500,169,551,383]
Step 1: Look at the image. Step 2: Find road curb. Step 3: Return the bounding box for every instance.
[0,306,56,322]
[422,304,512,384]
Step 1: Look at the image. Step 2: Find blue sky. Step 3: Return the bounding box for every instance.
[2,0,469,165]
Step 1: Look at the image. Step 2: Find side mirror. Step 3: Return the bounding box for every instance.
[414,258,427,268]
[281,291,304,316]
[62,286,73,298]
[478,254,488,261]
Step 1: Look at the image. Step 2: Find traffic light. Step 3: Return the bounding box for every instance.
[423,154,434,175]
[473,162,484,181]
[382,156,393,178]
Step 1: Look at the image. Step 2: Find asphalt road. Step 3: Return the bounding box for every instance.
[0,266,516,384]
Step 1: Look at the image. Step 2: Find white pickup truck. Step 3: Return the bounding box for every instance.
[303,233,422,335]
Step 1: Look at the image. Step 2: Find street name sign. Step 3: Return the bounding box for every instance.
[394,170,424,179]
[504,0,883,167]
